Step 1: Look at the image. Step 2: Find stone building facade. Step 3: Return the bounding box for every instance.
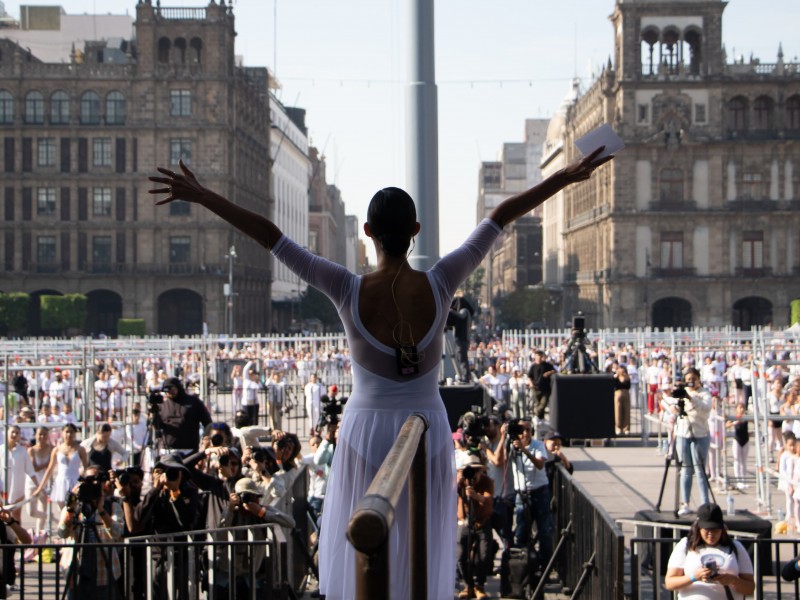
[0,1,273,335]
[545,0,800,329]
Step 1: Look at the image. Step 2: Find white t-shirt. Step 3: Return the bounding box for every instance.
[667,537,753,600]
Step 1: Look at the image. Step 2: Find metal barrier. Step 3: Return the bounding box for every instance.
[626,529,800,600]
[0,523,293,600]
[346,413,429,600]
[548,463,626,599]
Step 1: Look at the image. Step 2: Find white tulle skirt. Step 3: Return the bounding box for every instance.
[318,366,456,600]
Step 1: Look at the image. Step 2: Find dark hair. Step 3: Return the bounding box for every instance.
[367,187,417,257]
[687,521,733,552]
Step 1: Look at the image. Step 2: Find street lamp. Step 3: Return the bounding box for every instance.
[224,245,237,335]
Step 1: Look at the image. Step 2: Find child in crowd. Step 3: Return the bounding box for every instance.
[726,403,750,490]
[778,431,796,529]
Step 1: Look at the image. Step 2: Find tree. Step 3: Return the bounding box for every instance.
[496,287,549,329]
[118,318,146,336]
[0,293,30,335]
[40,294,87,335]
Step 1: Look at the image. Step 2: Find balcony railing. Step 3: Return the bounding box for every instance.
[735,267,772,278]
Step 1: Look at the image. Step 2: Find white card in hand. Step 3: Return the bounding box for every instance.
[575,123,624,159]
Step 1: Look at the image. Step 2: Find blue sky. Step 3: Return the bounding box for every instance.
[6,0,799,257]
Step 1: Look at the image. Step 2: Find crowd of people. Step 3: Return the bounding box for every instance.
[1,332,800,596]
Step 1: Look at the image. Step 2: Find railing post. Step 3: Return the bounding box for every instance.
[409,425,428,599]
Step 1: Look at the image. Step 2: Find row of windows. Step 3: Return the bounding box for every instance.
[3,186,190,220]
[0,89,195,125]
[728,95,800,130]
[655,167,793,203]
[659,231,763,271]
[15,233,190,273]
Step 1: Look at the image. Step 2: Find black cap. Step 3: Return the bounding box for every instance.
[162,377,184,392]
[154,452,190,475]
[696,503,725,529]
[544,431,563,441]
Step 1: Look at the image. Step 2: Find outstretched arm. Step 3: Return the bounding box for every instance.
[489,147,611,228]
[149,160,283,250]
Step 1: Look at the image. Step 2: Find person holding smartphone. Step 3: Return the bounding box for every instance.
[665,503,755,598]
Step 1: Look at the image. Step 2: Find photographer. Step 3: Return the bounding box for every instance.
[485,416,514,549]
[131,455,201,600]
[246,445,285,506]
[527,351,556,420]
[182,444,243,529]
[510,419,554,567]
[214,477,295,598]
[0,508,31,599]
[152,377,211,452]
[671,368,713,516]
[58,467,122,599]
[456,454,493,600]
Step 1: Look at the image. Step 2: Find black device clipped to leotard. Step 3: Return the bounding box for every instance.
[396,344,420,376]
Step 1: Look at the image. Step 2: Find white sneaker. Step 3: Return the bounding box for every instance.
[677,504,692,516]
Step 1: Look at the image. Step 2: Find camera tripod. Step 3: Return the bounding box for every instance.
[562,338,598,374]
[655,413,716,516]
[61,508,118,600]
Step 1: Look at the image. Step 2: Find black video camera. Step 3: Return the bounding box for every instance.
[459,412,489,451]
[148,391,164,412]
[321,395,346,425]
[672,383,690,416]
[76,472,109,503]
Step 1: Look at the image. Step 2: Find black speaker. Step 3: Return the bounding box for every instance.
[549,374,615,440]
[439,384,489,431]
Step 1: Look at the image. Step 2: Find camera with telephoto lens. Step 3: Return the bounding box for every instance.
[239,492,260,505]
[113,466,144,486]
[462,465,478,482]
[507,417,526,440]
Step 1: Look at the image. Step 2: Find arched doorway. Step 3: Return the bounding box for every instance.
[652,297,692,329]
[158,289,203,335]
[27,289,62,336]
[732,297,773,329]
[86,290,123,337]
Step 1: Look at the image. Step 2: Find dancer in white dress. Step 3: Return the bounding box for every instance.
[150,146,609,599]
[33,424,88,508]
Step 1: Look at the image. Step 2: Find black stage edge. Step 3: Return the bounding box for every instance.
[549,374,615,441]
[440,384,490,432]
[634,509,772,576]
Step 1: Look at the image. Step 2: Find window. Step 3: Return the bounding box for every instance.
[93,138,112,167]
[158,38,171,64]
[37,188,56,215]
[694,104,706,124]
[169,201,190,216]
[50,91,70,124]
[0,91,13,124]
[637,104,649,124]
[37,138,56,167]
[640,28,659,76]
[742,231,763,270]
[787,95,800,130]
[660,232,684,270]
[37,236,56,270]
[169,138,192,165]
[80,91,100,125]
[729,97,747,131]
[24,91,44,124]
[659,168,684,203]
[105,91,125,125]
[741,173,763,200]
[309,230,318,254]
[169,236,191,263]
[753,96,774,130]
[92,235,112,272]
[92,187,112,216]
[170,90,192,116]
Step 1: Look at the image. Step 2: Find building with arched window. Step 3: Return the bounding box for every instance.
[542,0,800,329]
[0,1,275,335]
